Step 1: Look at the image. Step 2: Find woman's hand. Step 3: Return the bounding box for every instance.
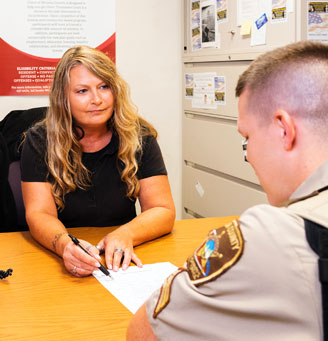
[97,229,142,272]
[62,239,102,277]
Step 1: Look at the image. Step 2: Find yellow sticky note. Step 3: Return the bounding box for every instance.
[240,19,252,36]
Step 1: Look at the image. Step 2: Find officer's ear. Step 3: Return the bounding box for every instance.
[273,109,296,151]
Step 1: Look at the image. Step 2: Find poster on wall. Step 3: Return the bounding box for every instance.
[216,0,228,23]
[271,0,287,23]
[308,1,328,42]
[214,76,226,105]
[0,0,115,96]
[191,0,201,51]
[185,73,194,98]
[185,72,226,109]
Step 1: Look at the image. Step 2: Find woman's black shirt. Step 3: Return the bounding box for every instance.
[20,125,167,227]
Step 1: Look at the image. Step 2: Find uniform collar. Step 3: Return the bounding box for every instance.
[288,160,328,202]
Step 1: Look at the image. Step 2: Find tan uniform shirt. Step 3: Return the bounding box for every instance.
[146,160,328,340]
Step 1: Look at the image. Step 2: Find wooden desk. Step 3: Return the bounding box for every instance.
[0,216,236,340]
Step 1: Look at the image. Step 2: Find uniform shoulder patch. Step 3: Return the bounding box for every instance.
[187,219,244,286]
[153,267,186,318]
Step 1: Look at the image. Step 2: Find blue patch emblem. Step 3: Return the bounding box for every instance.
[255,13,268,30]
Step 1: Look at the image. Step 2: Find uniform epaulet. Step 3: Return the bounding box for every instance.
[288,189,328,229]
[187,219,244,286]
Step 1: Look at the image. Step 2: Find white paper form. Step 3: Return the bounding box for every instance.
[287,0,294,13]
[237,0,270,26]
[93,262,178,314]
[251,17,267,46]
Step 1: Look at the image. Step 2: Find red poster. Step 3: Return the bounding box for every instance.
[0,0,115,96]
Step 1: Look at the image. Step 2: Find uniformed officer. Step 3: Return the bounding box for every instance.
[127,41,328,340]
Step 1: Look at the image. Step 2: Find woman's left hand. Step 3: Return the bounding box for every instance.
[97,229,142,272]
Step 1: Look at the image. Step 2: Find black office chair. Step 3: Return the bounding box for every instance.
[8,160,27,229]
[0,107,47,232]
[0,133,17,231]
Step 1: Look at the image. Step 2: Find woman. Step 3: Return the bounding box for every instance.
[21,46,175,277]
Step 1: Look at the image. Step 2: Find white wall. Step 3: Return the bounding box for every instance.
[0,1,183,218]
[116,1,182,218]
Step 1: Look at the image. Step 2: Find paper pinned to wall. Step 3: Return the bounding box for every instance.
[185,73,194,98]
[271,0,287,23]
[217,0,228,23]
[93,262,178,314]
[191,0,201,51]
[251,13,268,46]
[240,19,253,35]
[307,1,328,43]
[287,0,294,12]
[214,76,226,105]
[238,0,257,26]
[237,0,270,26]
[201,0,218,48]
[192,72,216,109]
[187,72,226,108]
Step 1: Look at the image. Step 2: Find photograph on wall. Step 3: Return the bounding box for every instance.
[0,0,115,96]
[185,73,194,98]
[271,0,287,23]
[308,1,328,42]
[191,0,201,51]
[214,76,226,105]
[217,0,228,23]
[201,0,217,48]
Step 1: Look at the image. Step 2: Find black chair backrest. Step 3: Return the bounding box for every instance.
[8,161,27,229]
[0,133,17,231]
[0,107,47,232]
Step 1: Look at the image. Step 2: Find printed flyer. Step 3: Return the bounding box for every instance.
[191,0,201,51]
[185,73,194,98]
[214,76,226,105]
[192,72,216,109]
[217,0,228,23]
[272,0,287,23]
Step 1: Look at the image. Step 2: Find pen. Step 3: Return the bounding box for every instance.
[68,234,112,278]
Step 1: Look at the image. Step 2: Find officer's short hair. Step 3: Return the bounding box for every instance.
[235,41,328,132]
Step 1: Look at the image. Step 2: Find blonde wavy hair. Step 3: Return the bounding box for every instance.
[44,45,157,209]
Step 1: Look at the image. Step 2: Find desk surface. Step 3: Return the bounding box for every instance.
[0,216,237,340]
